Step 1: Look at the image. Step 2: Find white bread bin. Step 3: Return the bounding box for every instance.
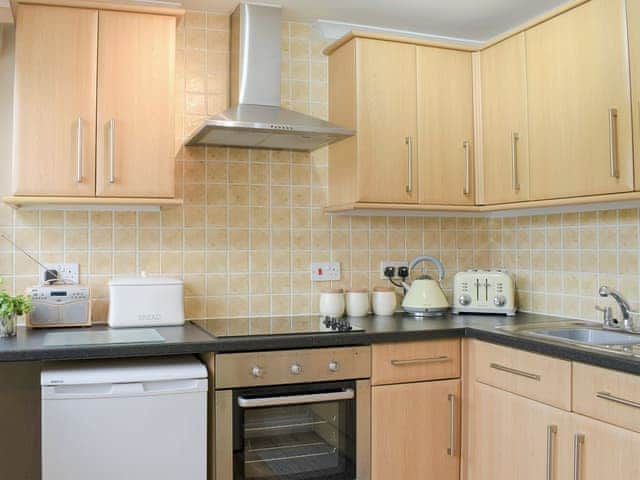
[108,276,184,328]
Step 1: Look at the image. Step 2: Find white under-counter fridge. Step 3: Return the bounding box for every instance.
[41,355,207,480]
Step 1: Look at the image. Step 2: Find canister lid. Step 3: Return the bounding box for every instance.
[373,286,395,293]
[109,276,183,287]
[321,288,344,294]
[345,288,368,293]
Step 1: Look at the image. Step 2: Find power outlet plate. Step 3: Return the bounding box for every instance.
[380,261,409,279]
[311,262,341,281]
[40,263,79,284]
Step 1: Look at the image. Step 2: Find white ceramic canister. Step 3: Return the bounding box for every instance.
[345,288,370,317]
[372,286,397,316]
[319,288,345,317]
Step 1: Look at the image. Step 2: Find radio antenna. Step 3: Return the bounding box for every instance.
[0,234,59,283]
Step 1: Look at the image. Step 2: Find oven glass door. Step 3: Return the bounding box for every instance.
[233,381,356,480]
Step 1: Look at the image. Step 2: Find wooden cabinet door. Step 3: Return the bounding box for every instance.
[526,0,633,200]
[12,5,97,196]
[417,47,474,205]
[356,39,418,204]
[572,414,640,479]
[372,379,460,480]
[96,11,175,197]
[479,33,529,204]
[628,0,640,190]
[467,382,572,480]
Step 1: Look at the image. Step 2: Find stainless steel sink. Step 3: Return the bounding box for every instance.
[529,328,640,346]
[496,321,640,356]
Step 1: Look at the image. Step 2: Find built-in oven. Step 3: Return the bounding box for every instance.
[214,347,371,480]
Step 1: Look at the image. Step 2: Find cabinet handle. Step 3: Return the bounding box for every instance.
[609,108,619,178]
[75,117,83,183]
[108,119,116,184]
[489,362,541,381]
[390,355,449,366]
[463,140,471,195]
[511,132,520,191]
[546,425,557,480]
[596,391,640,409]
[405,136,413,193]
[573,433,584,480]
[447,393,456,456]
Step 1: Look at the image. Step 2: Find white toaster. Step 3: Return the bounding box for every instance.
[452,269,516,316]
[108,276,184,328]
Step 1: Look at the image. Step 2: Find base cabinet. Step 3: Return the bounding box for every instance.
[371,379,460,480]
[467,382,572,480]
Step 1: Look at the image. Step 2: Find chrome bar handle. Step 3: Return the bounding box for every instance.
[596,391,640,409]
[391,355,450,366]
[573,434,584,480]
[609,108,619,178]
[447,393,456,456]
[490,362,541,381]
[405,136,413,193]
[463,140,471,195]
[75,117,83,183]
[546,425,557,480]
[238,388,354,408]
[108,119,116,183]
[511,132,520,190]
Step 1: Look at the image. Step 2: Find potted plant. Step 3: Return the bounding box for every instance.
[0,279,32,337]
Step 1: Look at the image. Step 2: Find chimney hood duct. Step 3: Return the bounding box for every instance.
[184,2,354,152]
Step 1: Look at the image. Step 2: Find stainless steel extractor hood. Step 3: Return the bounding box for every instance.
[184,2,354,152]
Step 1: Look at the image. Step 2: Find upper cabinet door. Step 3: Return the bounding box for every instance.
[628,0,640,190]
[356,39,418,203]
[417,47,474,205]
[526,0,633,200]
[479,33,529,205]
[12,5,97,196]
[96,11,175,198]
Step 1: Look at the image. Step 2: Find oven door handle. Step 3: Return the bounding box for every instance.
[237,388,355,408]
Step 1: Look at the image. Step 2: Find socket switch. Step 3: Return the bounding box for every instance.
[41,263,79,284]
[380,261,409,279]
[311,262,341,281]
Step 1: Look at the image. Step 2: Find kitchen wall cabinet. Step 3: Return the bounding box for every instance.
[467,382,572,480]
[96,11,175,198]
[477,33,529,204]
[417,47,474,205]
[10,2,179,202]
[12,5,97,196]
[525,0,633,200]
[372,379,460,480]
[329,38,418,206]
[628,0,640,190]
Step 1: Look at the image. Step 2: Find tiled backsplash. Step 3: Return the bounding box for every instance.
[0,10,633,324]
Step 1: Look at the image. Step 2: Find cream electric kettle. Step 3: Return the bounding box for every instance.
[402,255,449,316]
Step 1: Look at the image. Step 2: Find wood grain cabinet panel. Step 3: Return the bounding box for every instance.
[526,0,633,200]
[478,33,530,204]
[372,379,460,480]
[371,339,460,386]
[12,5,97,196]
[417,47,474,205]
[96,11,175,198]
[356,39,418,204]
[467,382,573,480]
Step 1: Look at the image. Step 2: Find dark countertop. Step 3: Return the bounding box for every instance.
[3,313,640,375]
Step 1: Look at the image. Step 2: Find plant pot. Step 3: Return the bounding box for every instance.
[0,313,17,337]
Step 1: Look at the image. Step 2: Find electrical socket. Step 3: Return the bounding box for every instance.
[311,262,341,281]
[380,261,409,280]
[40,263,79,284]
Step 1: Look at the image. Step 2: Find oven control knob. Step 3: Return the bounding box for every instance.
[458,294,472,306]
[493,295,507,307]
[251,366,263,378]
[328,361,339,372]
[290,363,302,375]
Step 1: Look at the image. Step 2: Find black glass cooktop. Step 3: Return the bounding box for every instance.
[194,316,365,338]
